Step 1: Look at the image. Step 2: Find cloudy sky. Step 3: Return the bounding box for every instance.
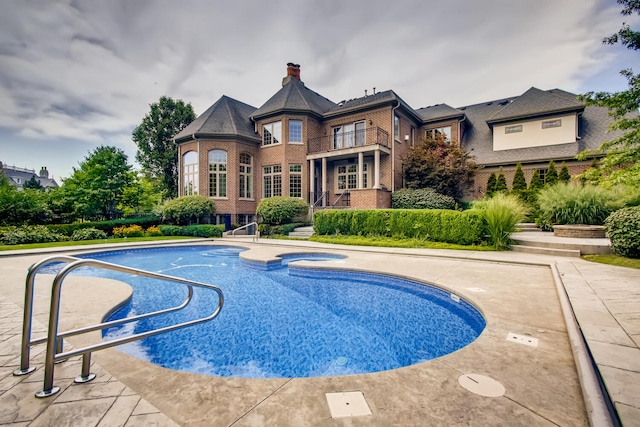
[1,0,637,181]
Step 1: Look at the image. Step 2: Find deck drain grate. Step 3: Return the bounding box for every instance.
[326,391,372,418]
[507,332,539,347]
[458,374,505,397]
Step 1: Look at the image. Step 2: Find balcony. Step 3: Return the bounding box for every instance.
[307,127,389,154]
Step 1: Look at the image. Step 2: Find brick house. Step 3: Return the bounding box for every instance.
[174,64,616,225]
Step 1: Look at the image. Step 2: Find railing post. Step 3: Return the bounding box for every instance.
[74,353,96,384]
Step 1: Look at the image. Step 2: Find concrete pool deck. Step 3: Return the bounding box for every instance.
[0,239,638,426]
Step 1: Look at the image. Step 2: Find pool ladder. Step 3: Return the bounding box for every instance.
[12,255,224,398]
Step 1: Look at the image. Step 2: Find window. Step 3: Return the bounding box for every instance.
[542,119,562,129]
[263,165,282,198]
[410,126,415,147]
[239,153,253,199]
[505,125,523,134]
[208,150,227,197]
[182,151,198,195]
[262,121,282,146]
[394,115,400,141]
[427,126,452,142]
[289,164,302,198]
[537,168,547,184]
[336,163,369,191]
[289,120,302,143]
[333,121,366,149]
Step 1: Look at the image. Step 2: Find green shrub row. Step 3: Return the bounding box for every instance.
[158,224,224,238]
[313,209,485,245]
[70,228,108,241]
[391,188,456,210]
[1,225,67,245]
[48,216,160,236]
[605,206,640,258]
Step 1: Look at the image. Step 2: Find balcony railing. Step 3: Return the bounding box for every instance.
[308,127,389,154]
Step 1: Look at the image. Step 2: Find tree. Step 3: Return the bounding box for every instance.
[0,187,52,225]
[132,96,196,199]
[62,146,137,220]
[486,172,497,196]
[512,163,527,191]
[545,161,558,186]
[403,134,477,201]
[578,0,640,187]
[559,162,571,182]
[23,176,44,190]
[495,167,508,192]
[529,170,543,191]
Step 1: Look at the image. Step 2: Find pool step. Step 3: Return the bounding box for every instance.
[288,226,315,239]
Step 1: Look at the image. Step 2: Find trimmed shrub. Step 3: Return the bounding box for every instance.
[112,225,144,238]
[1,225,66,245]
[537,183,618,225]
[158,195,216,225]
[473,193,528,249]
[605,206,640,258]
[495,167,508,192]
[70,228,107,241]
[313,209,485,245]
[486,172,497,196]
[257,197,309,225]
[157,224,224,238]
[391,188,456,210]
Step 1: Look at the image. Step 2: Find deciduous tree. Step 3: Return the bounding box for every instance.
[403,134,477,201]
[132,96,196,198]
[578,0,640,187]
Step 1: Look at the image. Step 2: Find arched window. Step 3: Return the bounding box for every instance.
[182,151,198,195]
[239,153,253,199]
[208,150,227,197]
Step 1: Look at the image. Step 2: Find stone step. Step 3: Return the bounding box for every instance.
[288,226,315,239]
[511,245,581,258]
[515,223,540,232]
[511,234,611,255]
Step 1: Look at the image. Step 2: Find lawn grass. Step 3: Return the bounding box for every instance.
[0,236,197,251]
[308,235,495,251]
[581,254,640,269]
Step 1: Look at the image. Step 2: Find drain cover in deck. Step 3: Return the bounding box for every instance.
[326,391,372,418]
[458,374,505,397]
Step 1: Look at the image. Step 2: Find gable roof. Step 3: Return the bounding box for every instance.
[174,96,258,143]
[415,103,465,122]
[487,87,584,124]
[459,90,618,166]
[251,78,336,120]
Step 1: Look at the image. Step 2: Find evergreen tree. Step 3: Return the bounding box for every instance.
[529,170,543,191]
[512,163,527,191]
[495,167,508,192]
[545,161,558,186]
[24,176,44,190]
[486,172,497,196]
[559,162,571,182]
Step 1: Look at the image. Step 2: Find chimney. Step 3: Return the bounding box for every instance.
[39,166,49,178]
[282,62,302,86]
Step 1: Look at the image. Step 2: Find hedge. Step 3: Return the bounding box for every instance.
[313,209,485,245]
[158,224,225,238]
[48,216,160,236]
[391,188,456,210]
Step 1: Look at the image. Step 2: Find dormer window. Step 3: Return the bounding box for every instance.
[263,121,282,146]
[542,119,562,129]
[427,126,452,142]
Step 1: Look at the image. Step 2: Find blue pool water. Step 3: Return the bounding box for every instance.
[49,246,485,378]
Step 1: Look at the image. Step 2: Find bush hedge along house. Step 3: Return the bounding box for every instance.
[174,63,618,225]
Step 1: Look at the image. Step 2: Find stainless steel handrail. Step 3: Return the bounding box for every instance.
[231,221,259,241]
[13,255,224,398]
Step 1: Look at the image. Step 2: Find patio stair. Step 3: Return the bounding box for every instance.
[510,231,611,257]
[515,222,541,232]
[288,226,315,239]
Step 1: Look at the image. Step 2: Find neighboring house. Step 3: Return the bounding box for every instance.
[0,162,59,190]
[175,63,617,225]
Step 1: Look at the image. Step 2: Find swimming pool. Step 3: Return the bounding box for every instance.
[57,245,485,378]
